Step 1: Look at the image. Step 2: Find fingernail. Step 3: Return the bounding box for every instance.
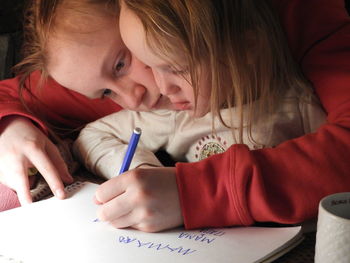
[55,189,66,199]
[93,195,102,205]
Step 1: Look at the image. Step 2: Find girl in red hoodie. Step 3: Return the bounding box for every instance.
[0,0,349,232]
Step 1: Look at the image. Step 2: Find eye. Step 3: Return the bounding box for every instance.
[164,65,188,76]
[115,61,125,72]
[113,51,131,77]
[102,89,112,98]
[170,69,187,75]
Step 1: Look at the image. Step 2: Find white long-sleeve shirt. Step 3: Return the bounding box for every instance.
[73,90,326,179]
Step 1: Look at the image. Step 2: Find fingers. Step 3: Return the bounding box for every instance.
[0,154,32,205]
[94,169,162,231]
[95,175,127,204]
[44,142,74,184]
[14,172,32,205]
[108,212,135,229]
[97,191,152,230]
[0,116,74,204]
[98,195,162,232]
[93,195,102,205]
[95,173,138,226]
[94,167,183,232]
[97,190,133,223]
[109,210,152,230]
[28,147,67,199]
[26,136,75,200]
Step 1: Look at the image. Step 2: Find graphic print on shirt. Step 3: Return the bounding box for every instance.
[194,135,227,161]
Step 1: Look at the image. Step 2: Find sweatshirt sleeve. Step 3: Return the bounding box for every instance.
[73,110,175,179]
[0,75,48,133]
[0,71,121,137]
[176,0,350,229]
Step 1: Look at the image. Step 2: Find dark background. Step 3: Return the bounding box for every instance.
[0,0,350,80]
[0,0,25,34]
[0,0,24,79]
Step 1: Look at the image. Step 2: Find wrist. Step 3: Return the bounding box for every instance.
[0,115,32,134]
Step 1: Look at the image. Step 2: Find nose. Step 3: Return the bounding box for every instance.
[112,55,158,110]
[153,70,180,96]
[115,83,146,110]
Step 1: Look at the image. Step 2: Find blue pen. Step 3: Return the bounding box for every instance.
[93,127,141,222]
[118,127,142,174]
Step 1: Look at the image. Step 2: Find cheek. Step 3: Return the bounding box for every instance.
[110,97,128,108]
[184,85,195,101]
[132,61,158,89]
[50,69,102,99]
[151,69,164,87]
[139,68,157,88]
[177,77,194,100]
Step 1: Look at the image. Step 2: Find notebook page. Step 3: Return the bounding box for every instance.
[0,182,302,263]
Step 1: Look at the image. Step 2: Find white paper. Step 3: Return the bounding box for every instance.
[0,182,302,263]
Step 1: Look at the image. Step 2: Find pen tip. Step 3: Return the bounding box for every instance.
[134,127,142,134]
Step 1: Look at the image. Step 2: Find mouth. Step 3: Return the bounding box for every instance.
[151,95,191,111]
[172,101,191,111]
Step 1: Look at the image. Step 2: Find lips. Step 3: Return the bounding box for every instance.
[151,95,191,111]
[172,101,191,111]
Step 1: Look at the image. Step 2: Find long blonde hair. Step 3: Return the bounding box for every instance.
[122,0,314,143]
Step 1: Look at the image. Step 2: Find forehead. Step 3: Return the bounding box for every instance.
[119,4,190,70]
[46,13,124,96]
[54,1,118,30]
[47,13,122,65]
[119,4,168,66]
[52,8,119,42]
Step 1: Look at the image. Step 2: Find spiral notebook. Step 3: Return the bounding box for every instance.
[0,182,303,263]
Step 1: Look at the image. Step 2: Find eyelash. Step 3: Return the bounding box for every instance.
[102,89,112,98]
[165,65,188,76]
[114,52,131,77]
[115,61,125,72]
[102,53,130,99]
[170,69,187,75]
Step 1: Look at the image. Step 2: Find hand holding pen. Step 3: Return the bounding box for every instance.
[94,127,183,232]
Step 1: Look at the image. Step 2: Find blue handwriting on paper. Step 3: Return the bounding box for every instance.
[118,236,196,256]
[178,232,216,244]
[177,229,226,244]
[199,228,226,236]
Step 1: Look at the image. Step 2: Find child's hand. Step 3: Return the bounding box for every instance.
[95,166,183,232]
[0,116,73,205]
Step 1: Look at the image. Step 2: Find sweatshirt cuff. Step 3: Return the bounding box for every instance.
[175,145,254,229]
[0,110,49,136]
